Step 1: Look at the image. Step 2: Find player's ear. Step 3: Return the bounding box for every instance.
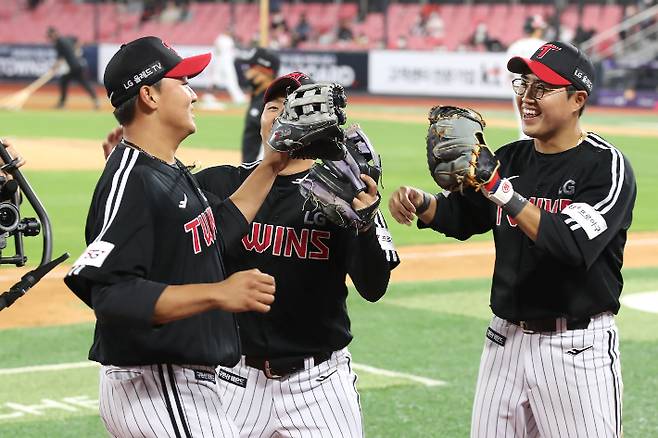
[570,90,587,115]
[138,85,158,109]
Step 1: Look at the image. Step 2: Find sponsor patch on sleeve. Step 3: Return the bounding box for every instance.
[376,227,397,251]
[562,202,607,240]
[73,241,115,268]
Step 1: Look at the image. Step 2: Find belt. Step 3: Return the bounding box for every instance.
[245,352,332,379]
[508,317,591,333]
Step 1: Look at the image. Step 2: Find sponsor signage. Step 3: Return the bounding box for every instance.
[279,50,368,90]
[368,50,512,98]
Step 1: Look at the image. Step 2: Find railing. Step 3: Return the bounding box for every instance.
[580,4,658,62]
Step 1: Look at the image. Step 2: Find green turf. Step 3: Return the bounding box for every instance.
[5,104,655,262]
[1,267,657,437]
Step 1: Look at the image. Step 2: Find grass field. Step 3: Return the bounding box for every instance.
[0,101,657,437]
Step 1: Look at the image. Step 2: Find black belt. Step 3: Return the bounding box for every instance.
[508,317,591,333]
[245,352,332,379]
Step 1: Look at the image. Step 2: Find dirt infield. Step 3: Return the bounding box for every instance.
[2,232,658,330]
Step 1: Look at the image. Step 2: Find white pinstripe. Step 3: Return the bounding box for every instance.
[218,348,363,438]
[99,364,238,437]
[471,314,623,438]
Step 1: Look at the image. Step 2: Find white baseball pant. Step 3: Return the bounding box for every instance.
[471,313,622,438]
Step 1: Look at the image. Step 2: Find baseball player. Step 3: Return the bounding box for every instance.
[237,47,280,163]
[506,15,547,139]
[64,36,292,438]
[194,72,400,437]
[46,27,99,110]
[389,42,636,438]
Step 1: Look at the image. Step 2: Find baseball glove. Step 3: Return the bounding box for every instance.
[426,105,500,192]
[299,124,381,232]
[268,83,348,161]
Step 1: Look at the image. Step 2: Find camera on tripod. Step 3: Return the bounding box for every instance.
[0,174,41,266]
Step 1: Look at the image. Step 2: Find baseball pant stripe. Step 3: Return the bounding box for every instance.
[293,369,325,437]
[607,330,621,436]
[182,372,205,437]
[313,363,345,438]
[330,366,360,436]
[158,365,183,438]
[275,380,303,438]
[243,371,270,437]
[143,367,174,438]
[119,380,149,437]
[166,364,193,438]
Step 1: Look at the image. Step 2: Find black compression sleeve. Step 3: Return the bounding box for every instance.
[347,226,391,302]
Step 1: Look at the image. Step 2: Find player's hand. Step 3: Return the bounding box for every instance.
[216,268,276,313]
[102,126,124,159]
[352,174,379,211]
[0,138,27,177]
[388,186,425,226]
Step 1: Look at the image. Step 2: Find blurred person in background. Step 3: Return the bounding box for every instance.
[506,14,547,138]
[238,48,280,163]
[205,32,246,107]
[46,27,99,110]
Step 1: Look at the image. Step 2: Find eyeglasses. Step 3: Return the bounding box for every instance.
[511,78,568,100]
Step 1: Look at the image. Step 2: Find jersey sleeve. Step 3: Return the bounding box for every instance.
[195,165,250,251]
[347,210,400,302]
[64,166,166,324]
[535,145,637,268]
[418,189,492,239]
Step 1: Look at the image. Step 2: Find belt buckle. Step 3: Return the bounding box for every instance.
[263,360,282,379]
[520,321,534,333]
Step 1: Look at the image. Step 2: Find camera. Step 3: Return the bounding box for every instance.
[0,175,41,266]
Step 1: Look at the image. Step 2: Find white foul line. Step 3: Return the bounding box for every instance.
[0,360,446,387]
[351,363,446,387]
[0,361,97,375]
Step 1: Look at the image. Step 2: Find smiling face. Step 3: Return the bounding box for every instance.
[152,76,198,138]
[516,73,586,142]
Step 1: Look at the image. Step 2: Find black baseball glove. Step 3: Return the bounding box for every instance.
[426,105,500,192]
[299,124,381,232]
[268,83,348,161]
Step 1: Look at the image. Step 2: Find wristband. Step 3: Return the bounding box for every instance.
[501,192,529,218]
[415,191,431,215]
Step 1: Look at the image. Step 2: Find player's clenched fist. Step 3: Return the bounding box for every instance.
[388,186,429,226]
[217,268,276,313]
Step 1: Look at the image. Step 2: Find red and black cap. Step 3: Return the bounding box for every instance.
[263,71,314,103]
[103,36,211,107]
[507,41,595,95]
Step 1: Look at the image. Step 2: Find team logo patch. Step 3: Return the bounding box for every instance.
[217,369,247,388]
[486,327,506,347]
[193,370,216,384]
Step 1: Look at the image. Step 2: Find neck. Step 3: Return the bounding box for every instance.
[278,158,315,175]
[533,124,585,154]
[123,125,179,165]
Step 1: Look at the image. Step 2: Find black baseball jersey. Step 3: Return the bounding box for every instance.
[65,144,249,367]
[421,132,636,320]
[195,163,400,357]
[54,36,83,71]
[241,90,265,163]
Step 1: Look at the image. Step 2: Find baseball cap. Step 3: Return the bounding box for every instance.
[263,71,314,103]
[507,41,595,95]
[104,36,211,107]
[241,47,280,74]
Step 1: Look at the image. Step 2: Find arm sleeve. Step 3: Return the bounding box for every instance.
[417,189,492,240]
[348,211,400,302]
[64,168,167,324]
[535,151,636,268]
[211,196,250,253]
